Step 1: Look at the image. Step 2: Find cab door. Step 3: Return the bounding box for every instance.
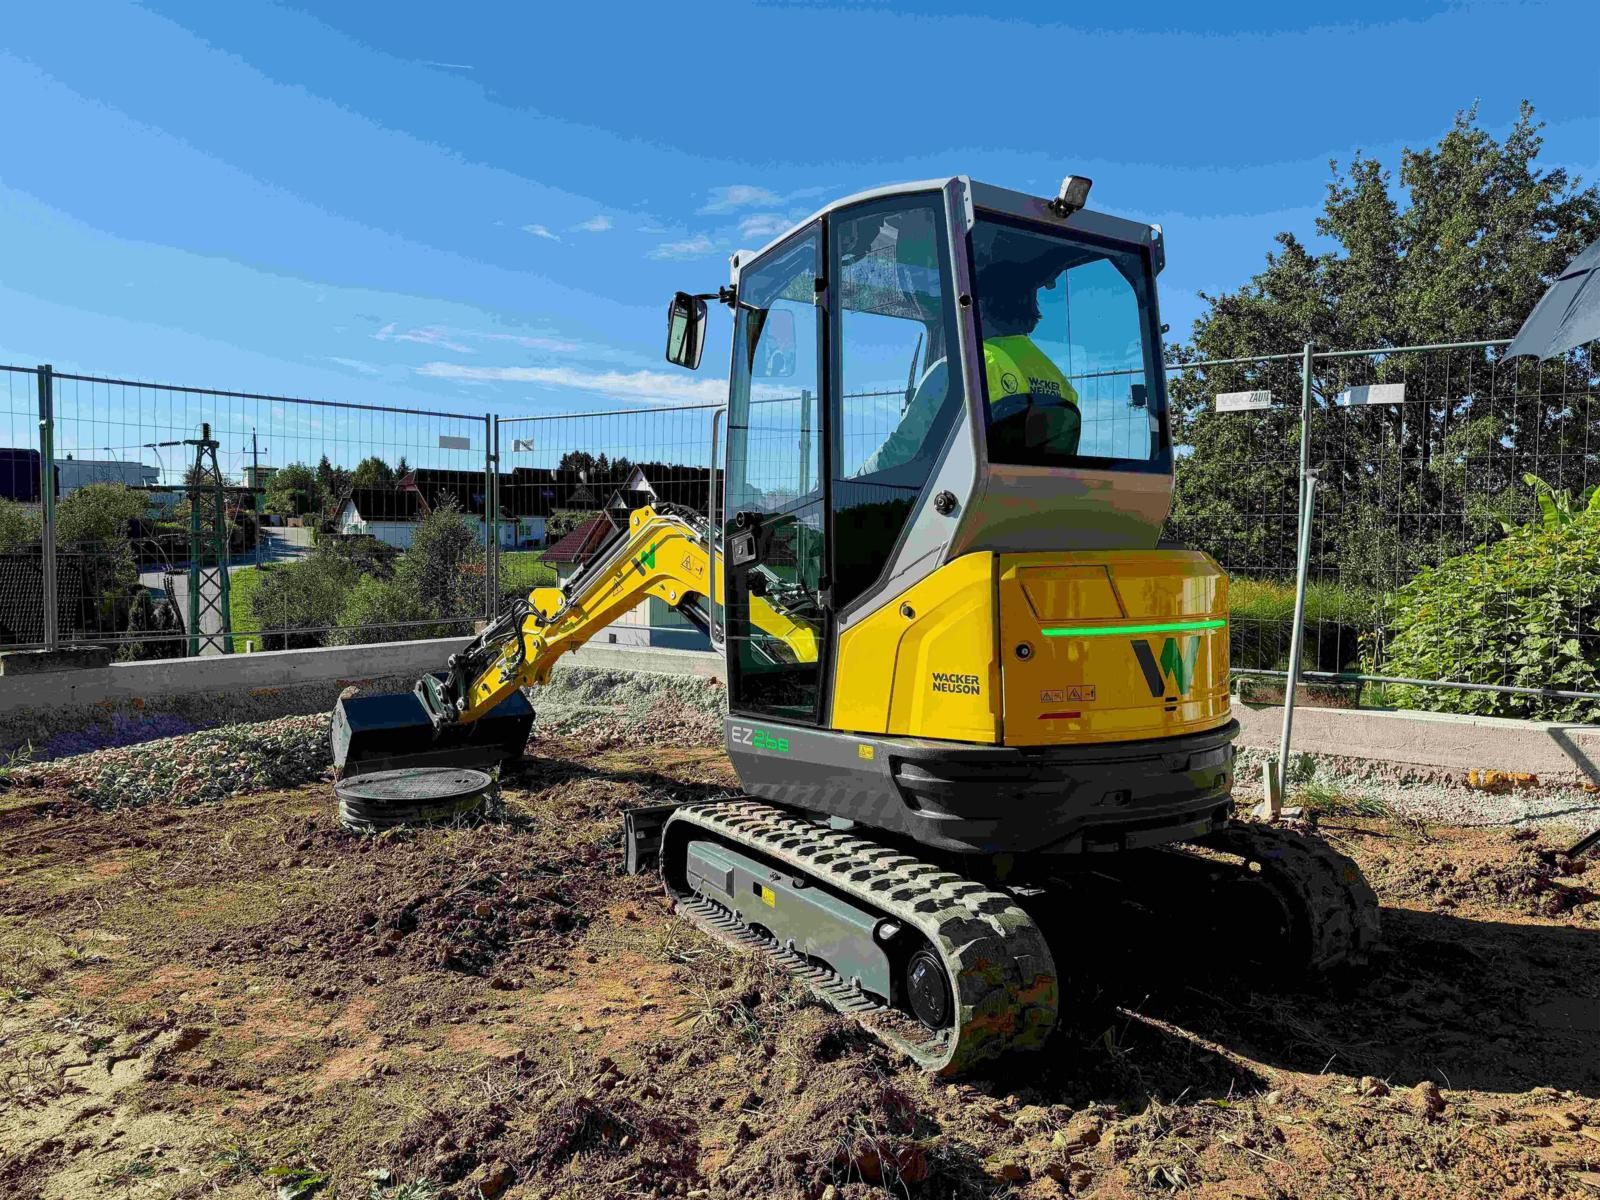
[723,225,830,724]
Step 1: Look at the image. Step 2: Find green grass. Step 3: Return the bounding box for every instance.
[228,565,264,649]
[499,549,556,588]
[1228,576,1380,626]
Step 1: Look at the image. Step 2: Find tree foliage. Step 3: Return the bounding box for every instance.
[351,456,395,489]
[264,463,325,518]
[1166,104,1600,589]
[0,499,40,552]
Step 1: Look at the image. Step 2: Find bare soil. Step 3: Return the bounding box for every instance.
[3,728,1600,1200]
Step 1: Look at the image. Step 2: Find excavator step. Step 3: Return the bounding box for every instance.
[332,682,534,778]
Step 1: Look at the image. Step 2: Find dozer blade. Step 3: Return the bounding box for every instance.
[331,679,534,778]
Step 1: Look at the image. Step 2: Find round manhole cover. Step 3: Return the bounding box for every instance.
[335,767,493,804]
[335,767,495,831]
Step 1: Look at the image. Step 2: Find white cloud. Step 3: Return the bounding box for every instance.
[477,331,582,353]
[373,323,475,353]
[699,184,781,214]
[372,323,580,355]
[649,234,717,261]
[573,215,613,233]
[415,362,727,405]
[327,356,382,375]
[737,212,793,241]
[522,223,560,241]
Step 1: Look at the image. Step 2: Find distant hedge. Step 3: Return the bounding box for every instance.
[1378,514,1600,722]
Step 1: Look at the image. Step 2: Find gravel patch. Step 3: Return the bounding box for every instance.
[1237,746,1600,836]
[534,664,726,747]
[18,714,332,809]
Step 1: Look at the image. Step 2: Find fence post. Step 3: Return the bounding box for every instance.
[485,414,497,621]
[1271,341,1317,811]
[36,364,58,650]
[708,407,725,645]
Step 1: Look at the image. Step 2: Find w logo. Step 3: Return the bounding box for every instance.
[1132,636,1199,698]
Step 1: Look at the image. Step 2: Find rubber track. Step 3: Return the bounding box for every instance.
[664,800,1058,1075]
[1196,821,1381,970]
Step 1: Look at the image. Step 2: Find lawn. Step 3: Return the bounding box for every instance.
[227,564,263,650]
[499,548,557,588]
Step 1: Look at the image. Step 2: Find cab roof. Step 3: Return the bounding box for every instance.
[729,176,1164,282]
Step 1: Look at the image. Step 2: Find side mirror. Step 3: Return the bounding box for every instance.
[665,291,708,370]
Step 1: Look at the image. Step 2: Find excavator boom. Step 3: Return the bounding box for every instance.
[333,503,815,776]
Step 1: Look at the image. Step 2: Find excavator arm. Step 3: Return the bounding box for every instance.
[413,503,816,731]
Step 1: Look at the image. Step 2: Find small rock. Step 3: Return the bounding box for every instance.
[469,1159,514,1199]
[473,902,495,919]
[1413,1080,1446,1118]
[1014,1104,1052,1130]
[985,1156,1027,1183]
[487,976,521,992]
[1060,1113,1103,1150]
[1358,1076,1390,1098]
[819,1187,839,1200]
[1263,1089,1283,1105]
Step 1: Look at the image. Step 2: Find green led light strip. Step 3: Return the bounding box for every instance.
[1040,618,1227,638]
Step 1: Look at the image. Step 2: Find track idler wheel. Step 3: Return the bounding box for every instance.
[1195,820,1380,972]
[905,947,953,1031]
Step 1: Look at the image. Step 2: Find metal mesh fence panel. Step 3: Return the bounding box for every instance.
[0,367,46,648]
[1310,345,1599,716]
[1166,352,1308,677]
[42,371,491,656]
[1169,343,1600,720]
[495,404,723,643]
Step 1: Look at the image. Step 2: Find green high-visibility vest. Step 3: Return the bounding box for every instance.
[983,335,1081,456]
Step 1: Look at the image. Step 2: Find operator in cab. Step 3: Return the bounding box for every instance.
[855,256,1082,479]
[978,262,1081,459]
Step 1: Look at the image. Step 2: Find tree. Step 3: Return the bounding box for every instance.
[394,456,411,479]
[330,500,485,643]
[0,499,39,552]
[54,484,151,637]
[56,483,150,547]
[264,463,324,518]
[315,455,352,509]
[1166,103,1600,588]
[351,455,395,489]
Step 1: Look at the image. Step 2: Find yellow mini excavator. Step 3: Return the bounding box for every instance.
[332,175,1378,1074]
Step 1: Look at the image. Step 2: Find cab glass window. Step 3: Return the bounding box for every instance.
[970,217,1166,471]
[832,198,964,611]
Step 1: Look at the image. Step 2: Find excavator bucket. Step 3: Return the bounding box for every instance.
[331,678,535,778]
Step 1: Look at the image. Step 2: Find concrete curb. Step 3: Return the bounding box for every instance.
[1234,701,1600,787]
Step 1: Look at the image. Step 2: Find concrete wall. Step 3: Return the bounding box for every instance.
[3,631,1594,790]
[1235,700,1600,787]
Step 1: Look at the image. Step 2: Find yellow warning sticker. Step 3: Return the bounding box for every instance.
[757,884,776,907]
[857,744,875,761]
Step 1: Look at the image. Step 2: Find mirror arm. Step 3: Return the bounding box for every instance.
[691,285,737,307]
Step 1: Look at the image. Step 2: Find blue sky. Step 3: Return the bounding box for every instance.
[2,0,1597,455]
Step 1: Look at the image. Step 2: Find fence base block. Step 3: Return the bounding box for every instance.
[0,647,114,675]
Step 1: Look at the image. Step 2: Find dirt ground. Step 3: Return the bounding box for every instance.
[3,723,1600,1200]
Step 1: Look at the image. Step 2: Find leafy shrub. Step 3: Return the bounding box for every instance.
[249,555,360,649]
[329,574,430,644]
[316,534,399,580]
[1377,514,1600,721]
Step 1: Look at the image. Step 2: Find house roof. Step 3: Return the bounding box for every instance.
[541,515,613,564]
[344,487,421,521]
